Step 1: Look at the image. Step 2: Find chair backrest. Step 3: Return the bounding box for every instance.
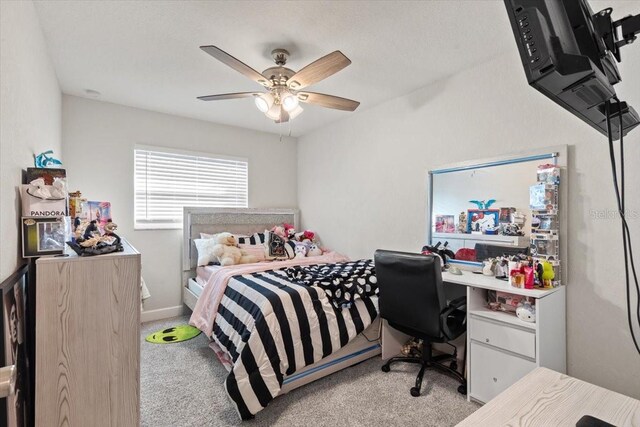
[374,249,446,338]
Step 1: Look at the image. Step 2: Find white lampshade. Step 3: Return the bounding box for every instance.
[281,93,299,112]
[288,105,304,120]
[265,103,282,121]
[254,93,274,113]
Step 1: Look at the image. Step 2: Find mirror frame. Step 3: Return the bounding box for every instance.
[427,145,568,276]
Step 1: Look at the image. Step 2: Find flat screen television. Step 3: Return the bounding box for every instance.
[504,0,640,138]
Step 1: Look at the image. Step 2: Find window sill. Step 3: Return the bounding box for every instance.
[134,223,182,231]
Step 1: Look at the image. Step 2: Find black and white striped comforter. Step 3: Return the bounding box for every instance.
[211,269,378,420]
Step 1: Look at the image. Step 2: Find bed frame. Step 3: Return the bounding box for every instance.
[181,207,381,394]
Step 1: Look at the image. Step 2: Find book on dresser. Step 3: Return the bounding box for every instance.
[34,239,141,427]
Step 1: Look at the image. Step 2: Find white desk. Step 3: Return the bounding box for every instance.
[457,367,640,426]
[381,270,566,404]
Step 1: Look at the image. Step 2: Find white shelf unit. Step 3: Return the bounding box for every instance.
[466,285,566,404]
[431,232,529,253]
[530,181,562,287]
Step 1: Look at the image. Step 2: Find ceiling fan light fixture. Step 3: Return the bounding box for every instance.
[288,105,304,120]
[254,93,274,113]
[265,103,282,121]
[281,93,299,112]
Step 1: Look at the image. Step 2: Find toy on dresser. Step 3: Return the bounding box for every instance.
[69,218,124,256]
[516,300,536,322]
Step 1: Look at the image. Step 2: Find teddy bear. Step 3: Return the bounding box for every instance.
[212,232,257,266]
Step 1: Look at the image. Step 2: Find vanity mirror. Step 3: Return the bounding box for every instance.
[427,146,568,281]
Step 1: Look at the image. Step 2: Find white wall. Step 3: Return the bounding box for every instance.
[61,95,297,318]
[0,1,61,281]
[297,51,640,397]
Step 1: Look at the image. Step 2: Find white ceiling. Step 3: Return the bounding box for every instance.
[33,0,519,136]
[32,0,623,137]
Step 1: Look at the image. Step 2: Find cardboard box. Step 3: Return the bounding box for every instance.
[25,167,66,185]
[21,217,70,258]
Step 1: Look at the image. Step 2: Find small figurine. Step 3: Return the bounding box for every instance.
[502,223,524,236]
[34,150,62,168]
[482,258,496,276]
[103,219,118,234]
[495,258,509,278]
[469,199,496,210]
[83,220,99,240]
[511,211,527,225]
[541,261,555,288]
[457,211,467,234]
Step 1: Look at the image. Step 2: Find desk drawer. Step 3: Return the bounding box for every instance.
[470,315,536,359]
[469,341,536,403]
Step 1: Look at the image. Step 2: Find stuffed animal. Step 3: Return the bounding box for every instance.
[271,225,287,240]
[284,223,296,239]
[516,301,536,323]
[307,243,322,257]
[212,232,257,266]
[294,241,310,258]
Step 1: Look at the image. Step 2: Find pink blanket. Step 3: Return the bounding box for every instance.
[189,252,349,336]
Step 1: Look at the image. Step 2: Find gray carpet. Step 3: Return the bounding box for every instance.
[141,316,479,427]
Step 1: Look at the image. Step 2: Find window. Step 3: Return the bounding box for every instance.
[134,146,248,229]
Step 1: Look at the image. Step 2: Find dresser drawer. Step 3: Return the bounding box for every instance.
[469,341,536,403]
[470,315,536,359]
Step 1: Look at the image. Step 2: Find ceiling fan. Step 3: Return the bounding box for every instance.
[197,46,360,123]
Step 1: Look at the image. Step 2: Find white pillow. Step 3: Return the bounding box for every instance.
[193,238,219,266]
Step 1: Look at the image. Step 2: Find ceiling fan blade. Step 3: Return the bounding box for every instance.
[197,92,261,101]
[287,51,351,90]
[200,45,272,88]
[297,92,360,111]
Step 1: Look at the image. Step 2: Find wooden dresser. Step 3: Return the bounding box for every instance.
[35,240,141,426]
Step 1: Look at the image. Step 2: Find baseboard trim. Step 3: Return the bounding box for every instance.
[141,305,186,323]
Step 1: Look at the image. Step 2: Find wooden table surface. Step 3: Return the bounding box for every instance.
[456,367,640,426]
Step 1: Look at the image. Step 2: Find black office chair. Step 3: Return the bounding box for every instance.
[374,249,467,397]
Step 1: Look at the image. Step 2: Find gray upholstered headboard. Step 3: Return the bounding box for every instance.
[182,207,299,272]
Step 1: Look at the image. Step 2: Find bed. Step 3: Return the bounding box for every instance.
[182,207,381,420]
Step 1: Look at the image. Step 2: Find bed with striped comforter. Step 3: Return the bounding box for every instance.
[209,267,378,420]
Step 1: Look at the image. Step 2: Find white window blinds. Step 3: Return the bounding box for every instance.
[134,147,248,229]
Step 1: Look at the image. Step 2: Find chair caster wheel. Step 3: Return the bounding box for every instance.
[381,364,390,373]
[457,384,467,395]
[410,387,421,397]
